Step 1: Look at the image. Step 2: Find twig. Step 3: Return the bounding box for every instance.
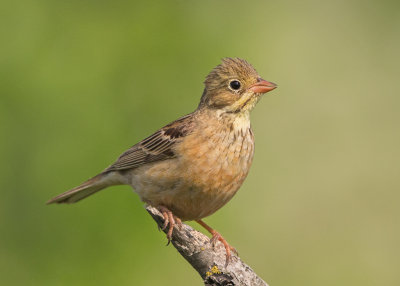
[146,206,269,286]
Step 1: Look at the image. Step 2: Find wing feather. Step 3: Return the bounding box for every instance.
[105,114,193,172]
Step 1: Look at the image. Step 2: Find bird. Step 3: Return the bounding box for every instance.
[47,58,277,264]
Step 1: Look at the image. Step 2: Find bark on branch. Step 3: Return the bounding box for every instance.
[146,206,269,286]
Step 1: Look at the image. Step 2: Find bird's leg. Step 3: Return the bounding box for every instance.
[157,206,182,245]
[196,219,238,265]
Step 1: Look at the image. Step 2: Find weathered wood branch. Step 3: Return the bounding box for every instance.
[146,206,269,286]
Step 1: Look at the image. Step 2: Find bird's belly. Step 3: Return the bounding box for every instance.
[129,129,254,221]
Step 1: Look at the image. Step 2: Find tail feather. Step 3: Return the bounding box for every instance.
[47,172,120,204]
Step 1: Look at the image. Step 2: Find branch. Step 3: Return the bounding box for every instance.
[146,206,269,286]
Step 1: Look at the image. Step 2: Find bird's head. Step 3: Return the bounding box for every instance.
[198,58,277,113]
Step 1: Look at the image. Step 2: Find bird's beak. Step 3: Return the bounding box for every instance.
[248,79,277,94]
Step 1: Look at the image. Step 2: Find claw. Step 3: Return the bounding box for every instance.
[211,231,233,265]
[231,246,239,256]
[210,233,219,248]
[196,219,237,266]
[166,211,175,244]
[157,206,181,246]
[161,211,169,230]
[175,217,182,230]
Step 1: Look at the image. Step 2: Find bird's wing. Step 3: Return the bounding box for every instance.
[104,114,194,172]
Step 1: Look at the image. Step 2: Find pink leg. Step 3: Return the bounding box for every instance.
[196,219,238,265]
[157,206,182,245]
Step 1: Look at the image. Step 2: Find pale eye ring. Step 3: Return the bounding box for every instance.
[229,80,241,90]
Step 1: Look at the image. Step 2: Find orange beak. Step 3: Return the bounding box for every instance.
[249,79,277,94]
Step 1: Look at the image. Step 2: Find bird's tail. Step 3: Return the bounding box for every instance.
[46,172,122,204]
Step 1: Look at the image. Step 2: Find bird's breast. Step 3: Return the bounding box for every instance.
[178,123,254,192]
[167,116,254,219]
[130,113,255,220]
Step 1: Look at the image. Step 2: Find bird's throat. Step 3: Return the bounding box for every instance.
[231,111,251,134]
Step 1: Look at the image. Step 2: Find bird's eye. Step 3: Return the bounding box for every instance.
[229,80,241,90]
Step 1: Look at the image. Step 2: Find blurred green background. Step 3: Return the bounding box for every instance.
[1,0,399,285]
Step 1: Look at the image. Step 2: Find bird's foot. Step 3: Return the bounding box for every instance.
[210,231,238,254]
[157,206,182,245]
[196,219,237,266]
[210,230,238,265]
